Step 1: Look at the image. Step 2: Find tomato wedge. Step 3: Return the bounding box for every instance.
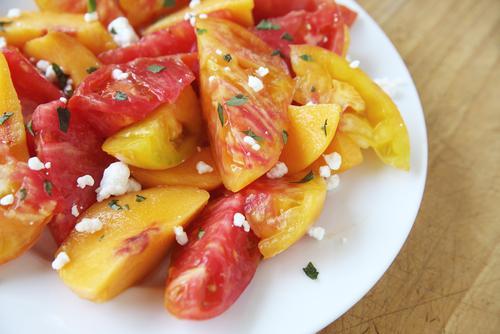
[68,56,195,136]
[165,194,260,320]
[197,18,294,192]
[32,100,114,244]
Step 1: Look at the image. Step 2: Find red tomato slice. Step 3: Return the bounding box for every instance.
[253,2,356,58]
[32,100,114,244]
[165,194,261,320]
[99,21,196,64]
[1,47,63,117]
[68,57,195,136]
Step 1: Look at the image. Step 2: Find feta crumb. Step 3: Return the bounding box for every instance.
[7,8,21,18]
[0,194,15,206]
[208,76,215,85]
[266,162,288,179]
[0,37,6,48]
[189,16,196,26]
[44,162,52,169]
[84,11,99,22]
[44,65,57,83]
[59,97,67,103]
[189,0,201,8]
[326,174,340,191]
[233,213,250,232]
[75,218,103,233]
[256,66,269,77]
[243,135,261,151]
[51,252,70,270]
[127,178,142,192]
[198,13,208,19]
[248,75,264,92]
[111,68,129,81]
[305,23,312,31]
[323,152,342,171]
[308,226,325,241]
[349,60,360,69]
[374,77,405,99]
[224,67,231,72]
[96,162,132,202]
[108,17,139,47]
[28,157,45,171]
[215,49,223,55]
[196,161,214,174]
[71,204,80,217]
[76,175,95,189]
[319,165,331,178]
[174,226,188,245]
[306,101,316,106]
[36,60,50,72]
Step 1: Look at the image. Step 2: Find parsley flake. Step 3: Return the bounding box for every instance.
[19,188,27,201]
[86,66,98,74]
[242,129,263,142]
[293,171,314,184]
[43,180,53,196]
[303,262,319,280]
[114,91,128,101]
[322,119,328,136]
[226,94,248,106]
[300,54,313,62]
[198,228,205,239]
[123,204,130,210]
[108,199,122,210]
[51,63,69,90]
[147,64,166,73]
[223,54,232,62]
[163,0,176,7]
[136,194,146,202]
[26,120,35,136]
[98,234,106,241]
[281,32,294,41]
[196,28,208,35]
[282,130,288,145]
[0,112,14,125]
[271,49,285,58]
[110,27,117,35]
[87,0,96,12]
[56,107,71,133]
[217,103,224,126]
[256,20,281,31]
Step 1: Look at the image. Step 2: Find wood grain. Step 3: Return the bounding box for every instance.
[321,0,500,332]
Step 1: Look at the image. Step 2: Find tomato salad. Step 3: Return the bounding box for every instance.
[0,0,410,320]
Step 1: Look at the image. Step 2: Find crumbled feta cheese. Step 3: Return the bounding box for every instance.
[108,17,139,47]
[76,175,95,189]
[111,68,129,81]
[127,178,142,192]
[44,65,57,83]
[189,0,201,8]
[215,49,223,55]
[224,67,231,72]
[305,23,312,31]
[7,8,21,18]
[36,60,50,72]
[349,60,360,69]
[51,252,70,270]
[0,194,15,206]
[256,66,269,77]
[71,204,80,217]
[0,37,6,48]
[308,226,325,240]
[189,16,196,26]
[28,157,45,171]
[323,152,342,171]
[44,162,52,169]
[196,161,214,174]
[64,79,73,95]
[233,213,251,232]
[243,135,261,151]
[248,75,264,92]
[374,77,405,99]
[326,174,340,191]
[75,217,103,233]
[96,162,132,202]
[59,97,67,103]
[306,101,316,106]
[198,13,208,19]
[266,162,288,179]
[84,11,99,22]
[174,226,188,245]
[208,76,216,84]
[319,165,331,178]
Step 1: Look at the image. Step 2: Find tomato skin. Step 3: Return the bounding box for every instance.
[99,21,196,64]
[68,57,195,136]
[1,47,63,117]
[165,194,261,320]
[32,100,115,244]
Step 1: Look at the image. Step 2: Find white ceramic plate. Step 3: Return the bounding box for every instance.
[0,1,427,333]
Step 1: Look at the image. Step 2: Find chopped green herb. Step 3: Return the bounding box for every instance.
[322,119,328,136]
[87,0,96,12]
[293,171,314,184]
[226,94,248,106]
[281,32,294,41]
[147,64,166,73]
[26,120,35,136]
[303,262,319,280]
[198,228,205,239]
[196,28,208,35]
[114,91,128,101]
[98,234,106,241]
[110,27,117,35]
[0,112,14,125]
[282,130,288,145]
[256,19,281,31]
[223,54,232,62]
[123,204,130,210]
[56,107,70,133]
[217,103,224,126]
[86,66,98,74]
[311,86,317,93]
[163,0,175,7]
[51,63,69,90]
[242,129,263,142]
[136,195,146,202]
[19,188,27,201]
[108,199,122,210]
[43,180,53,196]
[271,49,285,58]
[299,54,313,62]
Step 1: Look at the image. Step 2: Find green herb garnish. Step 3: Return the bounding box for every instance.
[123,204,130,210]
[110,27,117,35]
[303,262,319,280]
[43,180,53,196]
[51,63,69,90]
[282,130,288,145]
[198,228,205,239]
[114,91,128,101]
[256,19,281,31]
[322,119,328,136]
[217,103,224,126]
[108,199,122,210]
[196,28,207,35]
[223,54,232,62]
[86,66,98,74]
[300,54,313,62]
[56,107,70,133]
[19,188,27,201]
[271,49,285,58]
[293,171,314,184]
[226,94,248,106]
[136,195,146,202]
[281,32,293,41]
[87,0,96,12]
[26,120,35,136]
[0,112,14,125]
[147,64,166,73]
[242,129,263,142]
[163,0,175,7]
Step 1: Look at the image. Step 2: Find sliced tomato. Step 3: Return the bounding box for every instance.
[165,194,260,320]
[253,2,356,58]
[32,100,114,244]
[95,0,124,26]
[99,21,196,64]
[68,56,195,136]
[118,0,190,28]
[0,145,59,264]
[1,47,63,117]
[197,18,294,192]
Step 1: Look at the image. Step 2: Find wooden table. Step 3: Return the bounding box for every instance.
[322,0,500,332]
